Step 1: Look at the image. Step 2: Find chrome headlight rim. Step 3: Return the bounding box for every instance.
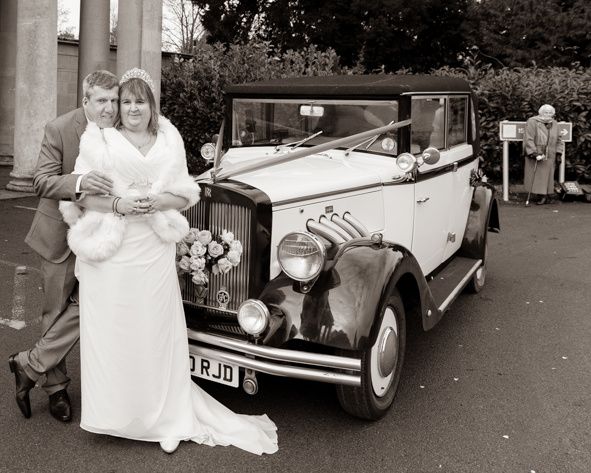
[277,231,326,282]
[237,299,270,337]
[396,152,417,173]
[200,143,216,162]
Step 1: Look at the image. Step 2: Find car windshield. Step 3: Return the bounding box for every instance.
[231,99,400,156]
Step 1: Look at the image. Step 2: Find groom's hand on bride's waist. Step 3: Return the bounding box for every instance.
[79,171,114,195]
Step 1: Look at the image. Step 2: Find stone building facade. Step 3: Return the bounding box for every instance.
[0,0,163,192]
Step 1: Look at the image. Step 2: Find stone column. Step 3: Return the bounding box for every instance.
[77,0,111,105]
[0,0,17,164]
[117,0,162,107]
[8,0,57,192]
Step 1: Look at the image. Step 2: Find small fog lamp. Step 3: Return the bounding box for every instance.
[396,153,417,172]
[237,299,269,337]
[381,137,396,152]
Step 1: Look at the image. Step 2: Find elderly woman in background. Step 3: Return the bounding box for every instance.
[523,104,564,205]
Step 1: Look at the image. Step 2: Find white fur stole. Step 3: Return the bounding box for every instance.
[60,117,199,262]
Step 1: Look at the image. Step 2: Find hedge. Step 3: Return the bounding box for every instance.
[161,41,591,183]
[160,40,346,175]
[435,65,591,182]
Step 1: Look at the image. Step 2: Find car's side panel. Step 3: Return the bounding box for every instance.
[412,171,453,274]
[382,183,414,250]
[445,151,478,261]
[270,189,385,279]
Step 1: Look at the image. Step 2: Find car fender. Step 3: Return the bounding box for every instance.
[459,182,500,260]
[259,241,439,351]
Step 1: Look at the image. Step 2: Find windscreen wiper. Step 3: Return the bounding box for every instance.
[275,130,323,152]
[344,121,394,156]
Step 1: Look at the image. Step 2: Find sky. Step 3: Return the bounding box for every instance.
[58,0,118,37]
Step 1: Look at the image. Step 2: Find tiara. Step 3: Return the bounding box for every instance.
[119,68,155,93]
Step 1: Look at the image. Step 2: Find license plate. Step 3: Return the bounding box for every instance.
[190,355,239,388]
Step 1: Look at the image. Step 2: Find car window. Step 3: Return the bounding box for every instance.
[231,99,399,155]
[448,97,467,147]
[411,97,445,153]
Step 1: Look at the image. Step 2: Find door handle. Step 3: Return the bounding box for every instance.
[416,197,430,203]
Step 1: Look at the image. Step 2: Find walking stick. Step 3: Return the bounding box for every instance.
[525,159,539,206]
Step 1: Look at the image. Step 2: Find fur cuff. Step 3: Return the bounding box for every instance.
[59,201,84,227]
[148,210,190,243]
[67,211,127,262]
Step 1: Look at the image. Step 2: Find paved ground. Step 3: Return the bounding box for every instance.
[1,164,590,473]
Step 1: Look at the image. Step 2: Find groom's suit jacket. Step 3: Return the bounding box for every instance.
[25,107,87,263]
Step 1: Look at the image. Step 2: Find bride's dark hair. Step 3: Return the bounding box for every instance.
[117,78,159,135]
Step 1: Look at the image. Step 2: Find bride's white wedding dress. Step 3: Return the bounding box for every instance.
[67,119,277,455]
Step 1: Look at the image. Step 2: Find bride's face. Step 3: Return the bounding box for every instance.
[120,90,151,132]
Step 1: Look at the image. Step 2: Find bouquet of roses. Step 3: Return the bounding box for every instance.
[176,228,243,288]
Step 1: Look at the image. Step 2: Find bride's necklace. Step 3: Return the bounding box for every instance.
[123,128,153,150]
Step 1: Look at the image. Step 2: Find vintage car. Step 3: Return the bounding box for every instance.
[180,75,500,420]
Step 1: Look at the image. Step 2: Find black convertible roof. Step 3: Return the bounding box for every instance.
[225,74,471,98]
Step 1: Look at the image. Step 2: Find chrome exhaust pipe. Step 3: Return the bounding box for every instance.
[307,219,346,246]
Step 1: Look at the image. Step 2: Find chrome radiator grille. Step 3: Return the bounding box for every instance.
[181,200,251,312]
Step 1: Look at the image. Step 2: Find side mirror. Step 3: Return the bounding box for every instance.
[421,147,440,165]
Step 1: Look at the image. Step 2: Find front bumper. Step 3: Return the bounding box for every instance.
[187,329,362,387]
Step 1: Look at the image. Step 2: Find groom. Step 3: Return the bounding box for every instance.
[8,70,118,422]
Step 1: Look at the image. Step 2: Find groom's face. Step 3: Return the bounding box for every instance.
[83,86,119,128]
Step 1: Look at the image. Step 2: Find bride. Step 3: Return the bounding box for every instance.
[60,68,278,455]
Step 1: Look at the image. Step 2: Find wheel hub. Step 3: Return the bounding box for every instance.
[370,307,399,397]
[378,327,398,377]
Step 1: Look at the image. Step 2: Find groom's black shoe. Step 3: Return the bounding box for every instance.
[49,389,72,422]
[8,353,35,418]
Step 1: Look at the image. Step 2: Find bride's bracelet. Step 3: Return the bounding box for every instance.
[112,197,123,216]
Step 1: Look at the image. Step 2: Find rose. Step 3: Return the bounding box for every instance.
[208,241,224,258]
[221,230,234,244]
[229,240,243,254]
[183,228,199,244]
[226,250,241,266]
[178,255,191,272]
[191,269,208,286]
[176,241,190,256]
[214,258,233,275]
[190,241,207,257]
[197,230,212,245]
[190,256,206,271]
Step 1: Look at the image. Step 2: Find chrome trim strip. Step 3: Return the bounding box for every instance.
[189,345,361,387]
[343,212,370,237]
[187,329,361,371]
[438,259,482,313]
[273,183,380,207]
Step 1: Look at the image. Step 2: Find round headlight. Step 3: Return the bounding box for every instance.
[200,143,216,162]
[237,299,269,337]
[396,152,417,172]
[277,232,326,281]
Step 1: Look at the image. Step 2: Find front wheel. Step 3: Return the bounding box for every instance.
[336,289,406,420]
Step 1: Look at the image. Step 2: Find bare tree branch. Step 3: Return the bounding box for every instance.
[162,0,205,53]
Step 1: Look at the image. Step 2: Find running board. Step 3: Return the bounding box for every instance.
[428,257,482,313]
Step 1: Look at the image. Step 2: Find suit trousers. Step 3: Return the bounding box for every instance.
[18,252,79,394]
